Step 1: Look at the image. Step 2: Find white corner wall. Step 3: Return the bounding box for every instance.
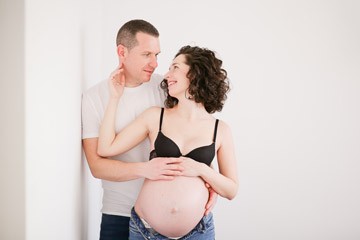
[0,0,25,239]
[25,0,83,239]
[1,0,84,239]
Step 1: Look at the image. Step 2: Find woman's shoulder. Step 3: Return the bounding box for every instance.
[216,118,230,128]
[144,106,162,114]
[215,119,233,140]
[140,106,162,120]
[136,107,163,130]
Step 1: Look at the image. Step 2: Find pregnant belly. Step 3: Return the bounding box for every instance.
[134,176,209,238]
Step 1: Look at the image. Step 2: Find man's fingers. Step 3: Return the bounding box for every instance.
[167,163,184,171]
[206,194,215,209]
[158,175,175,181]
[205,195,215,215]
[163,170,183,176]
[205,194,217,211]
[165,157,183,164]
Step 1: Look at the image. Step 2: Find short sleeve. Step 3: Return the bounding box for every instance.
[81,93,101,139]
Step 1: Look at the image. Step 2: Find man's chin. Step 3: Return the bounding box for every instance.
[143,76,152,82]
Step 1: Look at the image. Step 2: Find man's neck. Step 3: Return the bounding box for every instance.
[124,75,144,87]
[124,81,143,88]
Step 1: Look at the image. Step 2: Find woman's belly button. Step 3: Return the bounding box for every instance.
[170,207,178,214]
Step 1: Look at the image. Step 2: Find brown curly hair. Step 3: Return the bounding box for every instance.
[161,45,230,113]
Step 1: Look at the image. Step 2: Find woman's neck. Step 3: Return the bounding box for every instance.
[174,99,209,120]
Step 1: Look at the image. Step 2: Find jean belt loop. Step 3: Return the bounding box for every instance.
[199,216,206,232]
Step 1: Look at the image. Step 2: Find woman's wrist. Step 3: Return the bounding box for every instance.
[198,162,209,178]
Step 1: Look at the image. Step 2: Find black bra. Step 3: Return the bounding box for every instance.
[149,108,219,166]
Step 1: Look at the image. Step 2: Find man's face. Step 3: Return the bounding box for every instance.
[122,32,160,86]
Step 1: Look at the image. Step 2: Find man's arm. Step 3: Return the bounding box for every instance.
[83,138,184,181]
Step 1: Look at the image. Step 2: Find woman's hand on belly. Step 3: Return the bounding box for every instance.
[143,157,184,180]
[178,156,206,177]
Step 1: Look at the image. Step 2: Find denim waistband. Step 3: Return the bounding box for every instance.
[130,207,213,239]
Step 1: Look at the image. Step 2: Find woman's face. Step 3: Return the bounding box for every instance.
[164,54,190,98]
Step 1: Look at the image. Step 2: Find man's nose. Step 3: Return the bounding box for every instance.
[149,55,158,68]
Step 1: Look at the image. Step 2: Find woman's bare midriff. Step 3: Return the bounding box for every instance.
[134,176,209,238]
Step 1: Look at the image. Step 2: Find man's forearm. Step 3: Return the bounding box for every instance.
[83,137,147,182]
[88,156,147,182]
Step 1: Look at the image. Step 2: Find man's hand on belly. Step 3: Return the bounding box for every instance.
[143,157,184,180]
[204,182,218,215]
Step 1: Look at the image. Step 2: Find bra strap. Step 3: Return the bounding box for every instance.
[159,108,164,131]
[213,119,219,142]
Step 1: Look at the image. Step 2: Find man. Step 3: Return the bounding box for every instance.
[82,19,216,239]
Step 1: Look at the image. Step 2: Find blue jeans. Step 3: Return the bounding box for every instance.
[129,208,215,240]
[100,213,130,240]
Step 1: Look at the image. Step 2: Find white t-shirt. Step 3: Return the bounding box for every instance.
[81,74,165,216]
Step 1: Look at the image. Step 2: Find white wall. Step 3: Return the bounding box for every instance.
[25,0,83,240]
[25,0,83,239]
[1,0,84,239]
[0,0,25,239]
[1,0,359,239]
[81,1,105,239]
[85,0,360,239]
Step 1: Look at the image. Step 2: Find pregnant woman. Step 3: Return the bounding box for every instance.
[98,45,238,239]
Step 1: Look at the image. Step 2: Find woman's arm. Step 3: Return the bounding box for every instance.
[97,69,150,157]
[181,121,238,200]
[97,98,151,157]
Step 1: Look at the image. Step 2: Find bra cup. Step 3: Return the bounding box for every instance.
[150,108,218,166]
[184,143,215,166]
[155,132,182,158]
[152,132,215,166]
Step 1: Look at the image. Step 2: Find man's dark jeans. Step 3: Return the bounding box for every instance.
[100,213,130,240]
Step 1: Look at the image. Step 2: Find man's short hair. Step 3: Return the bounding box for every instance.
[116,19,159,49]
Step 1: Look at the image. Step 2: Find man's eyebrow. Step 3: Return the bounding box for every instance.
[142,51,161,55]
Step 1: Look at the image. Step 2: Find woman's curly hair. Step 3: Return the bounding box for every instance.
[160,45,230,113]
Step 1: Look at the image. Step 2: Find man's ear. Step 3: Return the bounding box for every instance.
[117,44,128,60]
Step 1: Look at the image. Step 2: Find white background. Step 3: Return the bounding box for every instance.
[84,1,360,239]
[1,0,359,239]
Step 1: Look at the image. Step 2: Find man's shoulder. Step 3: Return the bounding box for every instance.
[82,79,108,97]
